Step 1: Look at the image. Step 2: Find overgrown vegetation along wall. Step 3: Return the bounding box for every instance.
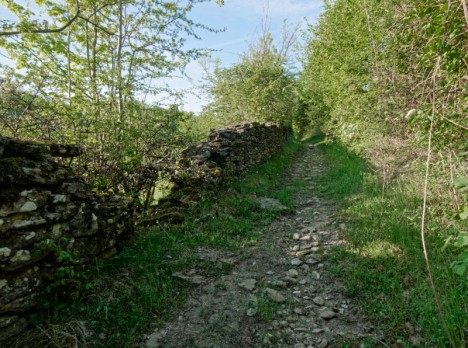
[181,122,287,179]
[0,122,287,341]
[0,134,135,343]
[148,122,288,223]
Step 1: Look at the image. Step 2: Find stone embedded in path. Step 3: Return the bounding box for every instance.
[296,249,312,257]
[257,197,289,211]
[313,296,325,306]
[305,257,319,265]
[293,233,301,240]
[301,227,317,234]
[283,276,298,284]
[265,288,286,303]
[246,308,257,317]
[318,339,329,348]
[238,279,257,291]
[271,280,288,288]
[293,307,305,315]
[286,269,299,277]
[290,258,303,266]
[172,272,205,285]
[320,308,337,320]
[300,243,315,250]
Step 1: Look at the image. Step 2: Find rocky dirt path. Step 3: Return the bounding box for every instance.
[143,145,380,348]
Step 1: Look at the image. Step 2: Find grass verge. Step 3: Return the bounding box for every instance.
[317,139,467,347]
[16,135,304,348]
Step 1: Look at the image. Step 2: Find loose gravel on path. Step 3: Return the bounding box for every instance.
[144,145,380,348]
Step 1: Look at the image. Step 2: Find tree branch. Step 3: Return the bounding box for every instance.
[78,15,115,36]
[0,0,80,37]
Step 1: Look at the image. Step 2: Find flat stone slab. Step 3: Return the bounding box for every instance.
[265,288,286,303]
[238,279,257,291]
[320,308,337,320]
[256,197,288,211]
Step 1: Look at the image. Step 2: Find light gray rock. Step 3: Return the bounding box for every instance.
[246,308,257,317]
[283,276,298,284]
[293,307,304,315]
[313,296,325,306]
[11,250,31,263]
[257,197,288,211]
[319,308,336,320]
[305,258,319,265]
[265,288,286,303]
[296,250,312,257]
[0,247,12,258]
[318,339,329,348]
[238,278,257,291]
[300,227,317,234]
[271,280,288,288]
[291,258,303,266]
[172,272,205,285]
[286,269,299,277]
[19,201,37,213]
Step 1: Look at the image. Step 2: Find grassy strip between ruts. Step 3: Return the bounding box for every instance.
[316,140,467,347]
[15,135,306,348]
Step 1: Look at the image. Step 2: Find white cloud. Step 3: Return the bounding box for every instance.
[228,0,322,18]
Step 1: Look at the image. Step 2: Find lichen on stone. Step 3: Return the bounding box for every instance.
[11,250,31,263]
[19,202,38,213]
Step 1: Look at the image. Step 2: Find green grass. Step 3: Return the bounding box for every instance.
[256,297,281,321]
[20,135,304,347]
[317,139,467,347]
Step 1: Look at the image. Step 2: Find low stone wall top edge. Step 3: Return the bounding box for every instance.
[0,134,82,159]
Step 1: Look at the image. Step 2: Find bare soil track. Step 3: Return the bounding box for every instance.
[143,145,381,348]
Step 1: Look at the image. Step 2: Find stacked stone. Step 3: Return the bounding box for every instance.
[0,134,134,343]
[145,122,288,225]
[180,122,287,183]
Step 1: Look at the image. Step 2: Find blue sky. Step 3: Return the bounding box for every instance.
[0,0,324,113]
[171,0,324,113]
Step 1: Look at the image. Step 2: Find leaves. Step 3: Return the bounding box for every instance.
[459,205,468,220]
[205,32,297,126]
[453,176,468,192]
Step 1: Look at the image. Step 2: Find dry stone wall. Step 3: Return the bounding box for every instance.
[149,122,288,223]
[181,122,287,180]
[0,134,135,343]
[0,122,287,341]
